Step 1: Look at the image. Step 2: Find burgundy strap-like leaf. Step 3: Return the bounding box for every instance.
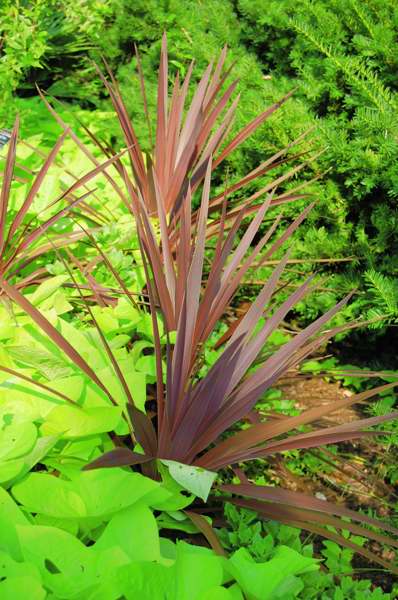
[185,510,226,557]
[213,89,296,168]
[0,365,77,405]
[127,404,158,457]
[6,128,70,248]
[220,483,398,535]
[197,381,398,470]
[0,117,19,256]
[84,447,153,470]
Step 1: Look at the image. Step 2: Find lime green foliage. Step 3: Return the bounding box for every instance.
[220,504,394,599]
[0,282,163,489]
[0,109,144,292]
[0,2,49,117]
[0,0,112,120]
[0,470,319,599]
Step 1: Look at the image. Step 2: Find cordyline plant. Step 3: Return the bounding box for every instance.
[0,116,127,292]
[2,155,398,572]
[2,36,397,572]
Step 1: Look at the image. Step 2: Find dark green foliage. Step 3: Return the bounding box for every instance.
[0,0,113,116]
[237,0,398,336]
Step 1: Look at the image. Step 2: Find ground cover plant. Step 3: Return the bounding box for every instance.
[1,19,398,600]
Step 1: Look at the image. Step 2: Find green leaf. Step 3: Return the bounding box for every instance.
[114,298,142,325]
[48,375,84,403]
[160,459,217,501]
[41,405,122,438]
[12,469,162,519]
[0,516,23,561]
[0,459,25,484]
[27,276,69,306]
[157,512,199,534]
[0,575,46,600]
[95,502,160,562]
[115,561,173,600]
[96,364,146,411]
[7,345,73,379]
[7,434,61,486]
[135,354,157,377]
[173,542,224,600]
[17,523,96,597]
[0,421,37,460]
[13,474,87,518]
[227,546,318,600]
[137,312,164,339]
[0,487,29,525]
[198,587,237,600]
[90,306,119,334]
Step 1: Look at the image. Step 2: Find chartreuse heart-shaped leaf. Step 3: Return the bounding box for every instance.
[160,459,217,501]
[13,473,86,518]
[108,561,173,600]
[96,364,146,411]
[0,432,61,488]
[95,502,160,562]
[72,469,162,517]
[26,275,69,306]
[0,420,41,485]
[17,523,96,598]
[0,515,23,561]
[6,345,73,379]
[107,541,229,600]
[172,542,225,600]
[12,468,162,519]
[0,422,37,461]
[41,404,122,438]
[0,459,25,483]
[2,476,323,600]
[198,587,243,600]
[0,489,28,561]
[0,570,45,600]
[226,546,318,600]
[1,577,44,599]
[0,487,28,525]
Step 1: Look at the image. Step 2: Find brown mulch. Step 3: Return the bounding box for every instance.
[268,375,396,514]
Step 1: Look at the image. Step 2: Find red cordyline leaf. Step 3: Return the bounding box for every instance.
[85,32,315,222]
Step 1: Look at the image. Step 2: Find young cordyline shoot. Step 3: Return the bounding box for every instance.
[0,114,128,293]
[1,37,397,573]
